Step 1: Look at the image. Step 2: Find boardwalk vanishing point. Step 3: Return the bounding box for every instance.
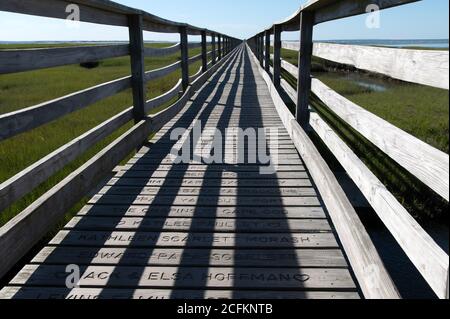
[0,0,448,300]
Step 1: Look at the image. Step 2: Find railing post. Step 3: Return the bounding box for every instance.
[201,30,208,72]
[264,30,271,72]
[224,36,227,56]
[128,14,146,123]
[273,25,282,88]
[211,33,217,65]
[218,34,222,60]
[179,26,189,91]
[260,34,265,67]
[296,11,314,128]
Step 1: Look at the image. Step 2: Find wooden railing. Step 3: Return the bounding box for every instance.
[0,0,240,280]
[248,0,449,299]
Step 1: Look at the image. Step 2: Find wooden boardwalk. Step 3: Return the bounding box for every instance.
[0,46,359,299]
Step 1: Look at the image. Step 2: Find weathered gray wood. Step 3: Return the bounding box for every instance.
[272,0,419,31]
[218,35,222,60]
[281,58,298,77]
[0,108,133,214]
[0,120,152,279]
[50,230,339,248]
[179,26,189,91]
[265,30,271,73]
[311,78,449,201]
[247,44,400,299]
[107,177,312,189]
[296,11,314,128]
[97,185,316,197]
[88,194,321,207]
[10,265,356,289]
[312,42,449,89]
[144,43,180,57]
[128,14,147,122]
[201,30,208,72]
[310,0,420,25]
[189,67,203,83]
[66,216,330,232]
[144,61,181,83]
[114,170,308,180]
[0,0,128,28]
[0,44,129,74]
[145,80,182,113]
[188,42,203,49]
[121,162,305,172]
[273,25,282,88]
[0,0,229,36]
[211,34,217,64]
[188,53,203,65]
[78,204,324,219]
[32,247,346,267]
[0,75,131,141]
[0,286,360,300]
[281,78,298,102]
[310,112,450,299]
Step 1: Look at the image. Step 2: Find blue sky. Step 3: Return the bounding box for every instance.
[0,0,448,42]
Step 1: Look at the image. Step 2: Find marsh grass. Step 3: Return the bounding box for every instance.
[0,43,207,226]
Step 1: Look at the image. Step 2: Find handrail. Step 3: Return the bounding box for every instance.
[0,0,231,36]
[248,0,449,299]
[280,42,450,90]
[0,44,130,74]
[0,0,242,280]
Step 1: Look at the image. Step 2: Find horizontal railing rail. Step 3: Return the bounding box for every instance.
[0,0,241,280]
[281,41,450,90]
[248,0,449,300]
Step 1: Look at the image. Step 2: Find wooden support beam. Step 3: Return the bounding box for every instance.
[128,14,147,122]
[201,30,208,72]
[218,35,222,60]
[273,25,282,88]
[265,30,271,73]
[179,26,189,91]
[211,33,217,64]
[296,11,314,128]
[259,34,264,67]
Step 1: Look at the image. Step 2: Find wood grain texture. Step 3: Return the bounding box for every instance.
[269,0,419,31]
[311,78,449,201]
[247,44,400,299]
[296,11,314,127]
[77,204,324,219]
[10,265,356,289]
[313,42,449,89]
[310,112,449,299]
[66,216,330,232]
[31,247,346,267]
[145,80,182,112]
[0,0,229,36]
[0,76,131,141]
[0,286,360,300]
[282,41,449,89]
[50,230,339,248]
[0,45,129,74]
[144,43,180,57]
[128,14,147,122]
[144,61,182,83]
